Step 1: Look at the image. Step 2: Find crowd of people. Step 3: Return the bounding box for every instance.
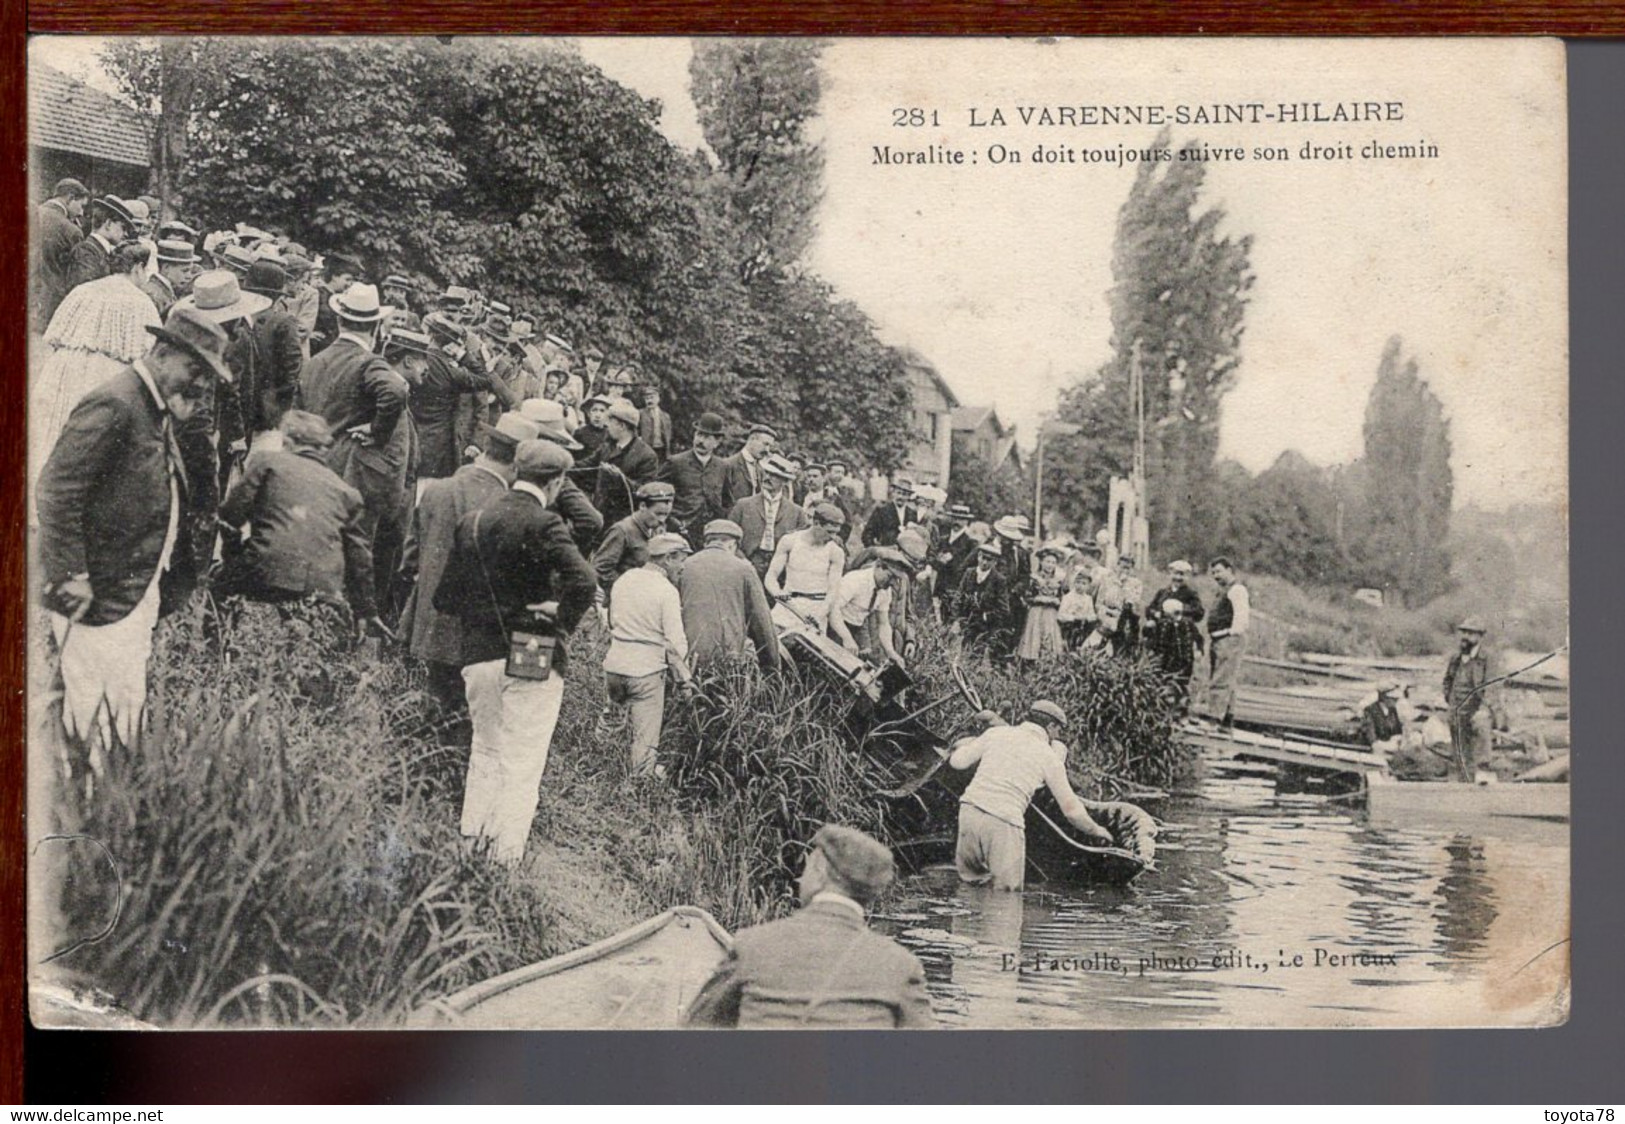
[30,183,1261,865]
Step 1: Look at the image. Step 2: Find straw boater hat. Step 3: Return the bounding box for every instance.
[382,328,435,357]
[329,282,392,323]
[145,305,234,384]
[173,270,272,324]
[91,195,136,227]
[947,503,974,521]
[760,454,798,481]
[155,239,199,267]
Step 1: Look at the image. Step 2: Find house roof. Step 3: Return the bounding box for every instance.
[31,63,151,168]
[952,404,1010,436]
[896,346,960,411]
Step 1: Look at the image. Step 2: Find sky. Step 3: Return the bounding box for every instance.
[34,37,1568,510]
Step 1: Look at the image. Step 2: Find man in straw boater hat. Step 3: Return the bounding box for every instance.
[65,195,137,292]
[298,282,412,575]
[660,410,730,548]
[36,306,234,753]
[33,176,89,327]
[946,700,1115,891]
[602,531,696,780]
[1442,616,1508,782]
[685,824,935,1028]
[399,411,541,729]
[727,453,808,580]
[431,439,597,866]
[936,502,980,602]
[677,518,780,671]
[142,239,202,319]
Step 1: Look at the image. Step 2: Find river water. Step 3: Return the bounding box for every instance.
[873,764,1570,1029]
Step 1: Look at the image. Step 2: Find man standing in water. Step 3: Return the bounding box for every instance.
[947,700,1114,891]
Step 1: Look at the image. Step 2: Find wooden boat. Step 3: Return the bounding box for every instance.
[1365,773,1570,845]
[409,906,731,1029]
[1024,792,1159,885]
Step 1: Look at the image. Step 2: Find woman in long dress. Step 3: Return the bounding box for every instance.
[31,241,162,487]
[1016,543,1068,662]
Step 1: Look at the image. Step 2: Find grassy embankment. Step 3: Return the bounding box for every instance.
[39,596,1187,1027]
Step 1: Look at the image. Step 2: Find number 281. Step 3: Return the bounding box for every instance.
[892,108,940,127]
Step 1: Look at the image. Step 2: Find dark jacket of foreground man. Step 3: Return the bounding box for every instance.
[683,899,935,1029]
[35,365,197,625]
[431,487,596,671]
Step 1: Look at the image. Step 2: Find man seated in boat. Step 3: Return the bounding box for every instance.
[947,700,1115,891]
[684,825,936,1029]
[1359,681,1407,753]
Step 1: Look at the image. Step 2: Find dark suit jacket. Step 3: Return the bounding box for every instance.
[727,493,807,557]
[34,200,83,326]
[660,449,729,536]
[217,446,376,617]
[685,899,935,1029]
[412,351,515,480]
[861,502,909,548]
[400,462,510,665]
[300,337,411,528]
[719,452,761,512]
[596,435,660,489]
[937,528,980,605]
[35,366,196,625]
[142,273,178,319]
[227,307,306,436]
[432,487,597,670]
[955,565,1012,645]
[65,233,113,293]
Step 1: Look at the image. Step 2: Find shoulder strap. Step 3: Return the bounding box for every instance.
[470,508,508,636]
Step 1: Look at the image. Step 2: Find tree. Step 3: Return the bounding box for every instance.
[1217,451,1349,586]
[1350,336,1454,605]
[1051,131,1254,560]
[689,39,826,284]
[949,435,1030,521]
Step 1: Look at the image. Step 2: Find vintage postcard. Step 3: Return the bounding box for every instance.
[26,36,1568,1030]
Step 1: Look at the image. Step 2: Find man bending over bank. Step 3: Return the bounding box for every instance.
[948,700,1114,891]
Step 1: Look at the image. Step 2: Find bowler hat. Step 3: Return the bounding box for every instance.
[243,260,288,297]
[693,412,726,437]
[810,825,895,904]
[174,270,272,324]
[145,306,233,384]
[703,519,744,540]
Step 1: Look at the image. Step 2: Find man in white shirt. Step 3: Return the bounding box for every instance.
[1203,556,1251,729]
[829,549,910,667]
[946,701,1113,890]
[604,532,695,778]
[765,502,847,627]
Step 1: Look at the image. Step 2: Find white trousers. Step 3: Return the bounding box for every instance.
[460,659,565,864]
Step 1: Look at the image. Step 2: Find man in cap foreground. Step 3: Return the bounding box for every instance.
[432,439,596,865]
[947,701,1114,891]
[1442,617,1506,781]
[677,520,780,670]
[603,532,695,778]
[685,824,935,1028]
[399,412,539,725]
[36,306,231,750]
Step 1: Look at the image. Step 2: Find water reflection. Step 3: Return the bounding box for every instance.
[873,771,1565,1028]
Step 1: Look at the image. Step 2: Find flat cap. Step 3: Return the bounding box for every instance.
[747,422,779,439]
[896,527,929,564]
[606,398,642,426]
[1457,616,1488,633]
[703,519,744,540]
[871,547,911,572]
[513,438,575,479]
[1029,699,1068,726]
[647,532,692,559]
[635,480,676,502]
[811,502,846,526]
[811,824,896,903]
